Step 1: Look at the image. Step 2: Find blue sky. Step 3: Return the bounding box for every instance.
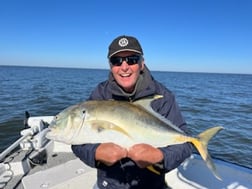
[0,0,251,74]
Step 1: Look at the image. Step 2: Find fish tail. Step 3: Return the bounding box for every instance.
[191,126,223,180]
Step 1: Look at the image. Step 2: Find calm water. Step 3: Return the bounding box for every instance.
[0,66,251,169]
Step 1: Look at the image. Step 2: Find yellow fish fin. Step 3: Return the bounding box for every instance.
[190,126,224,180]
[146,165,161,175]
[91,120,131,138]
[132,95,163,110]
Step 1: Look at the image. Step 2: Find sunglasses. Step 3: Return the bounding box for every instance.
[109,55,142,66]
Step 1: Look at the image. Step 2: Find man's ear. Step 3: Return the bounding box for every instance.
[140,58,145,71]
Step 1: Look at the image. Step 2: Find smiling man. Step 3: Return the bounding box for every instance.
[72,35,192,189]
[108,36,145,94]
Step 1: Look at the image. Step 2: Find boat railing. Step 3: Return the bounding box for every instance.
[0,115,54,188]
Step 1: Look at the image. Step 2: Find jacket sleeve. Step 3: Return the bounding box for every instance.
[152,90,193,172]
[71,143,100,168]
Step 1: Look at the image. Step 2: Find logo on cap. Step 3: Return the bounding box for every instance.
[118,38,128,47]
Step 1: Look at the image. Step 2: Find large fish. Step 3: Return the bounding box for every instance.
[46,95,223,180]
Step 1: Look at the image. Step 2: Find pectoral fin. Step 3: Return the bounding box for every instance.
[91,120,131,138]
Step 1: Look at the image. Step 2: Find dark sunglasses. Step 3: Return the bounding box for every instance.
[109,55,142,66]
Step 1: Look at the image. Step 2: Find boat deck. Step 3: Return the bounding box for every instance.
[2,142,252,189]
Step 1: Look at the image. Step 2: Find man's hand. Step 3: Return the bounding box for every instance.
[127,144,164,168]
[95,143,127,166]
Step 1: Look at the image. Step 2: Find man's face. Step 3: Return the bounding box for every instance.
[110,51,144,93]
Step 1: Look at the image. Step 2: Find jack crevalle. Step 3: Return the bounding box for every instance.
[46,95,223,180]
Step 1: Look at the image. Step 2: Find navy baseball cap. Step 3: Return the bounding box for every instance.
[108,35,143,58]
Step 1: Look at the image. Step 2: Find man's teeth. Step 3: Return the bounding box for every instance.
[121,73,131,77]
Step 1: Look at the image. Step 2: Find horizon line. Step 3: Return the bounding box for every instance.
[1,64,251,75]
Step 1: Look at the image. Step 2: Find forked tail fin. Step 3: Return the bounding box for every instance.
[191,126,224,180]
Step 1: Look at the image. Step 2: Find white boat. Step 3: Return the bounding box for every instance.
[0,115,251,189]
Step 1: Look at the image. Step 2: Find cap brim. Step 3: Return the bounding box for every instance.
[108,49,142,58]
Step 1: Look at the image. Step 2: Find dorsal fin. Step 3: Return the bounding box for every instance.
[133,95,184,134]
[132,95,163,109]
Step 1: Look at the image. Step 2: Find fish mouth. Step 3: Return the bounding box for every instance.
[48,118,57,128]
[45,129,75,145]
[45,131,53,140]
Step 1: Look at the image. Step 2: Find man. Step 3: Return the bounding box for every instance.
[72,35,192,189]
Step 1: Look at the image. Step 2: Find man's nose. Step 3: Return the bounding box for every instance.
[120,61,129,70]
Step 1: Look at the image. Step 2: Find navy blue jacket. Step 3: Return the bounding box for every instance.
[72,67,192,189]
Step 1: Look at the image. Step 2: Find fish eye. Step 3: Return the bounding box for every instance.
[82,110,86,114]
